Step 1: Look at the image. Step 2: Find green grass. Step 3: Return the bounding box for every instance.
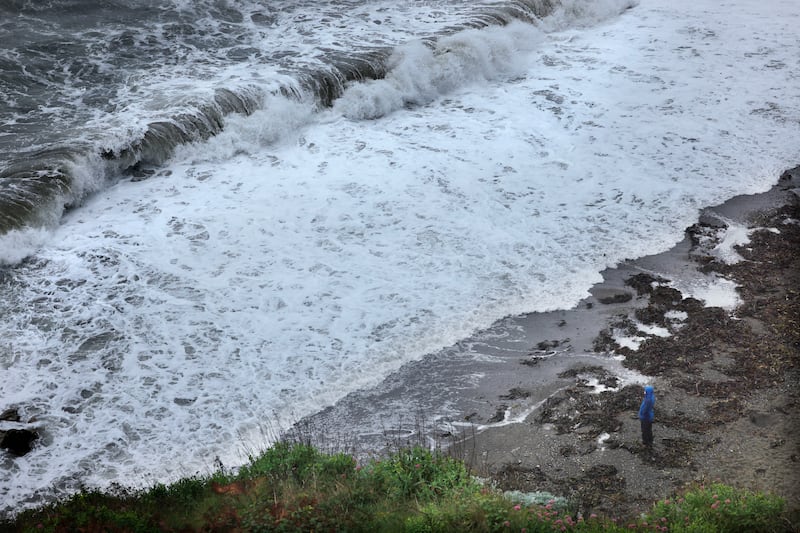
[2,443,792,532]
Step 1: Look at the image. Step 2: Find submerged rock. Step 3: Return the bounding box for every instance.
[0,408,21,422]
[0,407,40,456]
[1,428,39,456]
[591,287,633,305]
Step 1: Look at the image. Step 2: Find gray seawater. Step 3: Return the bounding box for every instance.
[2,0,798,517]
[0,0,563,236]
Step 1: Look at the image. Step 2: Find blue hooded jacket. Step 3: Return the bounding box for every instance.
[638,385,655,422]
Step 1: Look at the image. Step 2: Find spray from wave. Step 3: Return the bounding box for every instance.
[0,0,636,263]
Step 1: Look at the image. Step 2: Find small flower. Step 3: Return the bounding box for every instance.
[503,520,510,527]
[415,463,421,469]
[724,498,731,504]
[712,494,719,499]
[513,504,521,511]
[590,513,598,519]
[711,502,719,510]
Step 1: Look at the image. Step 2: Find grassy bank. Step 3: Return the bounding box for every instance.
[2,442,792,532]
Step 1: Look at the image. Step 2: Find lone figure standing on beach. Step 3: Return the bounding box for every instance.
[638,385,655,447]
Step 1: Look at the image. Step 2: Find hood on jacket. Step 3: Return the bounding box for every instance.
[639,385,656,421]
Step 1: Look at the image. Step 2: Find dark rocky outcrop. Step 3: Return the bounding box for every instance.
[1,429,39,456]
[0,407,40,457]
[0,408,21,422]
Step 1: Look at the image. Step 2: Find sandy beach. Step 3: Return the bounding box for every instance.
[464,166,800,523]
[295,166,799,524]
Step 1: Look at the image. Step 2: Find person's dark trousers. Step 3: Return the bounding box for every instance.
[641,419,653,446]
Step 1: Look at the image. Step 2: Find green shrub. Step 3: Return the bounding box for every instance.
[404,496,494,532]
[368,446,476,501]
[646,482,786,533]
[238,441,323,483]
[316,450,357,478]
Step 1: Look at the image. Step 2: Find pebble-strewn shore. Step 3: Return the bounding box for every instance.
[467,167,800,521]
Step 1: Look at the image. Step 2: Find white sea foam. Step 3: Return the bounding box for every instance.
[2,0,800,514]
[333,22,544,120]
[664,309,688,326]
[613,334,645,351]
[675,275,742,311]
[713,225,750,264]
[0,228,53,266]
[612,321,671,352]
[636,322,670,338]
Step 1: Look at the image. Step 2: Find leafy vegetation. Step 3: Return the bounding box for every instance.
[2,443,792,532]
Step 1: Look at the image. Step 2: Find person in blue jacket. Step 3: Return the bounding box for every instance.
[638,385,655,446]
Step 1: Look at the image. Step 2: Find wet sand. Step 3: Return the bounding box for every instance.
[292,166,800,523]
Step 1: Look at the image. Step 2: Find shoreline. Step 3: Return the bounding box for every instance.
[2,168,796,520]
[465,166,800,520]
[294,167,800,521]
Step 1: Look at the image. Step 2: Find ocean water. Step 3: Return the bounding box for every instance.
[1,0,799,514]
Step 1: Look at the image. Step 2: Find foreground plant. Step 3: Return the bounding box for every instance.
[644,482,788,533]
[1,444,791,532]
